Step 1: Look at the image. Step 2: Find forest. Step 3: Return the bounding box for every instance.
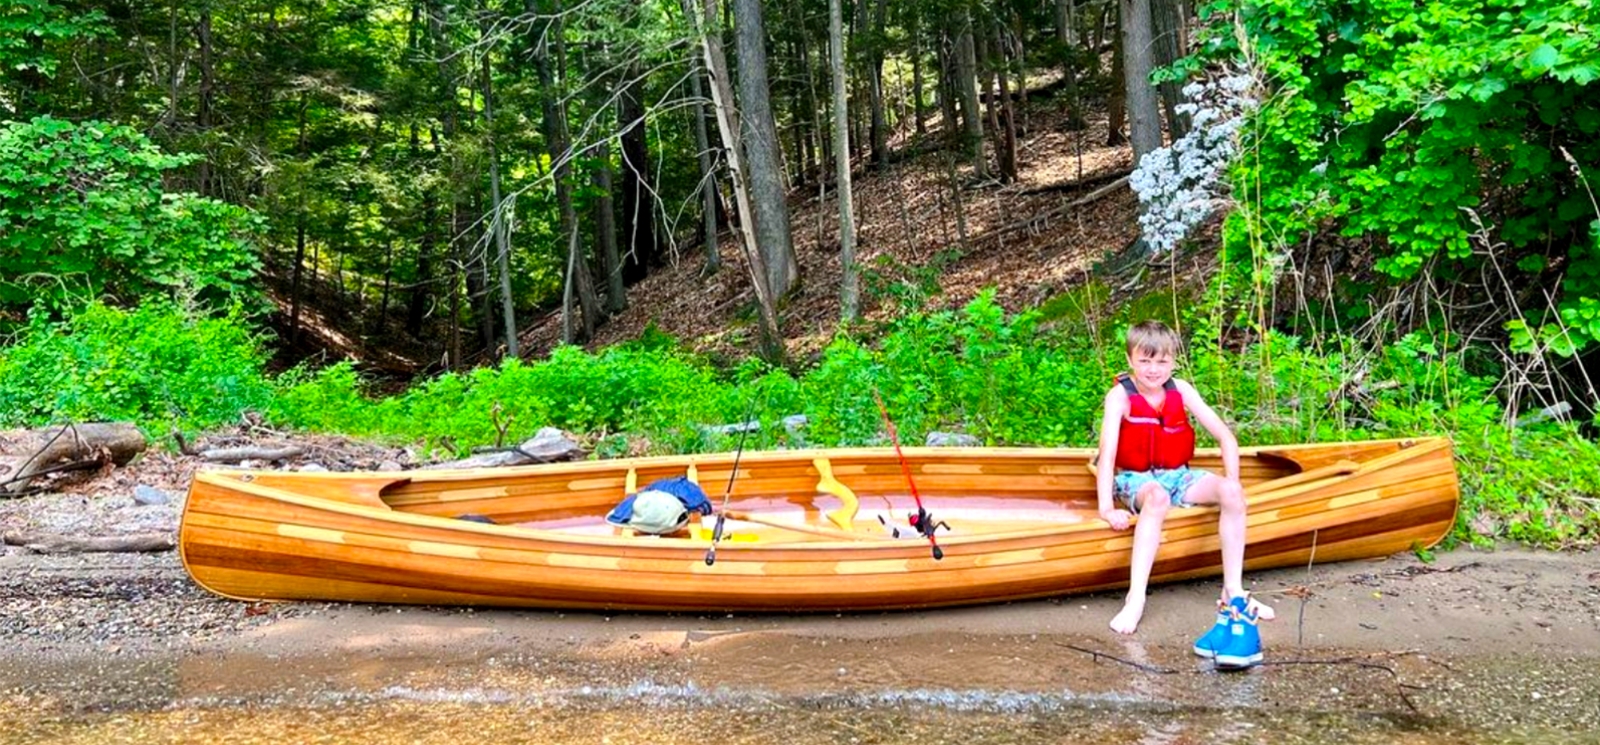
[1,0,1598,545]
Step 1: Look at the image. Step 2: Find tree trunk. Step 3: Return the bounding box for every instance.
[195,2,215,197]
[1120,0,1162,159]
[733,0,799,301]
[829,0,858,322]
[995,33,1019,182]
[532,0,598,341]
[1056,0,1078,45]
[954,15,986,178]
[686,43,721,275]
[1152,0,1189,139]
[936,33,958,144]
[867,0,889,168]
[618,57,660,284]
[911,19,926,136]
[0,423,147,496]
[479,33,518,359]
[1106,8,1128,147]
[584,46,626,313]
[689,0,784,363]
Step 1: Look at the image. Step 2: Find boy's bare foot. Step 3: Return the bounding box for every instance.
[1109,601,1144,634]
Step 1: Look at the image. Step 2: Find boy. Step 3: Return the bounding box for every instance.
[1095,321,1273,665]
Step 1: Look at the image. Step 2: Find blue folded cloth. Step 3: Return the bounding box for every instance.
[606,476,714,525]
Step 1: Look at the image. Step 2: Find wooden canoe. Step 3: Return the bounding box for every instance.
[178,437,1459,611]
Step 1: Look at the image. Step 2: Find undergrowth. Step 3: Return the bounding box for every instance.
[1,293,1595,547]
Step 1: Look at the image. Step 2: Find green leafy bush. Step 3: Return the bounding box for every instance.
[1204,0,1599,349]
[0,301,273,433]
[0,117,264,314]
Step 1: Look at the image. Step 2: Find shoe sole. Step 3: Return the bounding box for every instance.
[1213,652,1263,669]
[1192,644,1216,657]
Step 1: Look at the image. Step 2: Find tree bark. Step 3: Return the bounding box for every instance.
[195,1,215,197]
[584,46,626,313]
[829,0,858,322]
[686,43,721,275]
[479,41,519,359]
[954,15,986,178]
[1120,0,1162,160]
[689,0,785,363]
[532,0,598,341]
[995,32,1019,182]
[1106,8,1128,147]
[618,56,660,284]
[910,18,926,136]
[0,423,147,496]
[733,0,799,301]
[867,0,889,168]
[1152,0,1189,139]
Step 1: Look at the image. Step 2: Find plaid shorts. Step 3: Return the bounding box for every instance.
[1113,467,1211,512]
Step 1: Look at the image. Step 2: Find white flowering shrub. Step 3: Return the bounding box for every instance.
[1129,73,1259,253]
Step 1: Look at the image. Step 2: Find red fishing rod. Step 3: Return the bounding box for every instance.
[872,389,946,560]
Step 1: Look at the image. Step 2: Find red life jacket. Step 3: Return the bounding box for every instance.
[1114,374,1196,471]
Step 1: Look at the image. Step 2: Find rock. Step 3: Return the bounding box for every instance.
[132,485,170,506]
[702,420,762,437]
[299,463,329,472]
[377,460,404,472]
[925,431,981,447]
[782,415,808,444]
[421,427,584,470]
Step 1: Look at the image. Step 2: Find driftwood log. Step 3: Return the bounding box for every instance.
[0,423,147,496]
[422,427,585,470]
[199,445,307,463]
[2,531,175,554]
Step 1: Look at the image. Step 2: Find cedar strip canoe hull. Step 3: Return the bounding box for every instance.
[178,437,1459,611]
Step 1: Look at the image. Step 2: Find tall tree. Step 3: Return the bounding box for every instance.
[732,0,799,301]
[954,12,986,178]
[689,0,784,362]
[478,19,518,359]
[829,0,858,321]
[531,0,599,342]
[1119,0,1161,159]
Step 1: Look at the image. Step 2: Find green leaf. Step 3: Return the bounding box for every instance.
[1529,44,1561,71]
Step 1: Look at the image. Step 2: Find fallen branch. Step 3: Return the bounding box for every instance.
[199,445,306,463]
[984,175,1132,244]
[1,422,146,496]
[3,531,175,554]
[1055,643,1178,674]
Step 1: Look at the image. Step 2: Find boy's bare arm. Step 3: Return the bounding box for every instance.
[1097,387,1132,530]
[1175,379,1240,481]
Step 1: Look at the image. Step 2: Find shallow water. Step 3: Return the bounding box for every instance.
[3,642,1596,745]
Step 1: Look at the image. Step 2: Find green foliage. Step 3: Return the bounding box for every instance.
[0,301,273,433]
[0,117,264,314]
[4,284,1595,547]
[0,0,108,85]
[1210,0,1600,346]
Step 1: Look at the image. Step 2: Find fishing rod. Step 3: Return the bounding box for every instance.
[704,390,763,566]
[872,389,945,560]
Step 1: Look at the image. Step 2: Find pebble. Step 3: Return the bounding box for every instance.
[132,485,170,506]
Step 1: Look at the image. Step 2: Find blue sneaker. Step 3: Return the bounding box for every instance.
[1192,597,1235,657]
[1213,602,1263,670]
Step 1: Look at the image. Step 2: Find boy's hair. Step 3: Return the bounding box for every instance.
[1125,321,1183,358]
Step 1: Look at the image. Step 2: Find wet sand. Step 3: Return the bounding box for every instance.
[3,547,1599,743]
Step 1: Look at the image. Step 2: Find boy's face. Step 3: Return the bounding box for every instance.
[1127,348,1176,389]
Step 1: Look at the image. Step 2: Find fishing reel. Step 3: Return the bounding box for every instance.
[878,509,949,540]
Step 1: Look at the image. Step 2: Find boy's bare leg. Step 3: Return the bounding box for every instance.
[1111,484,1170,634]
[1187,475,1274,619]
